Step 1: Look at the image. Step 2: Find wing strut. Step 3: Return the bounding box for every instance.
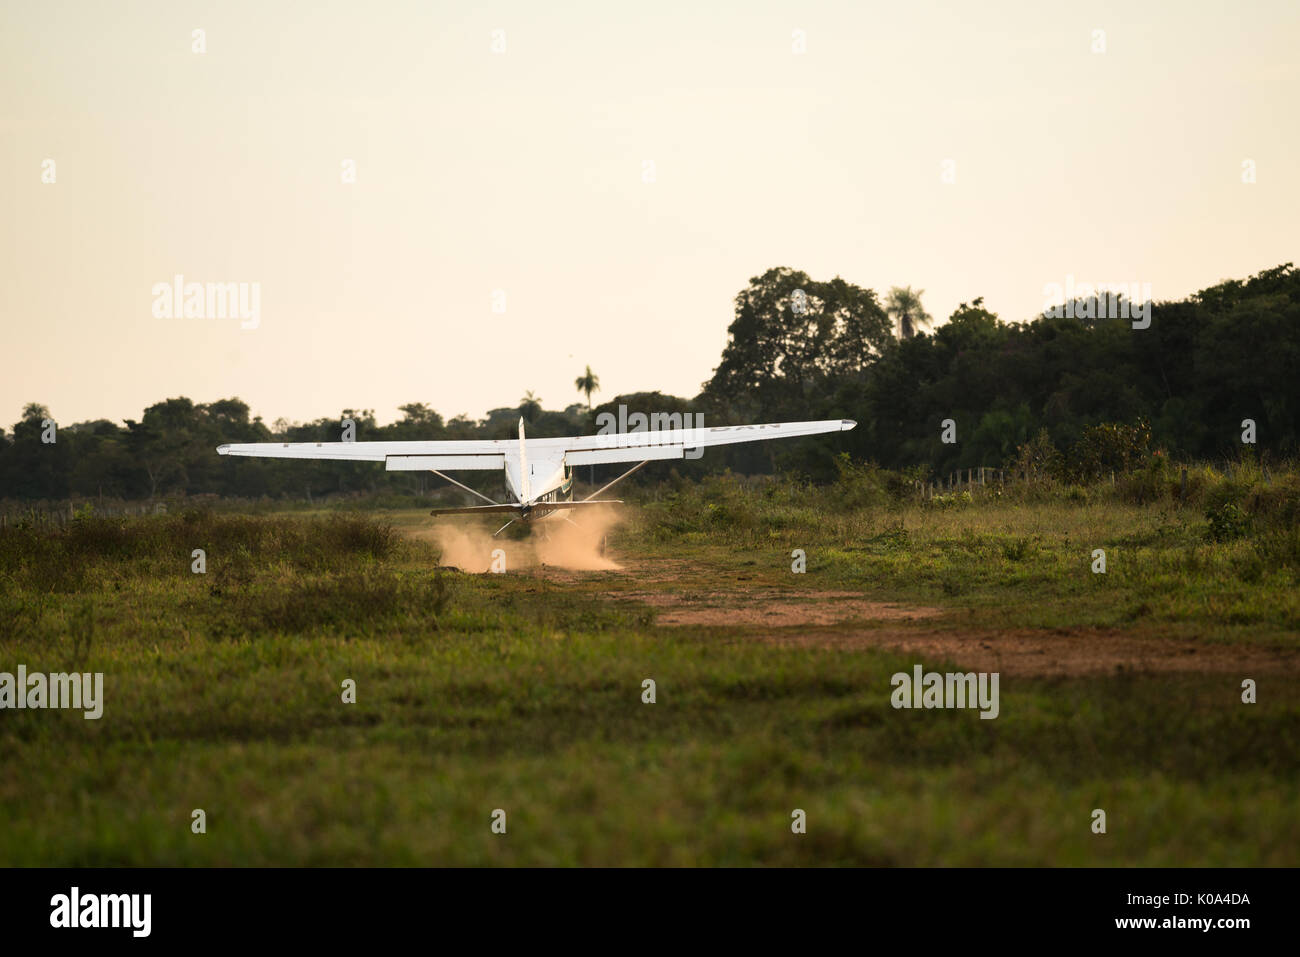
[429,469,503,507]
[582,460,651,502]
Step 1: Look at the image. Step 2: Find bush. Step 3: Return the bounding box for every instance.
[1069,420,1151,481]
[832,454,894,510]
[1012,429,1065,482]
[1116,453,1173,504]
[928,490,973,510]
[1244,474,1300,530]
[1205,501,1250,542]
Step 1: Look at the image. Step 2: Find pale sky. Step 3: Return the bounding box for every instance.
[3,0,1297,430]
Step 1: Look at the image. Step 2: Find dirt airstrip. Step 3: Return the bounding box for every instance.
[431,519,1298,677]
[580,562,1299,678]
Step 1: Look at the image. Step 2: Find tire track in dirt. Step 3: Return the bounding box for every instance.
[614,584,1299,677]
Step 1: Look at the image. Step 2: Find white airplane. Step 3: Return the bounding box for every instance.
[217,417,856,533]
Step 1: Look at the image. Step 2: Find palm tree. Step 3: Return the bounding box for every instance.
[572,366,602,488]
[518,391,542,423]
[885,286,933,339]
[574,365,600,411]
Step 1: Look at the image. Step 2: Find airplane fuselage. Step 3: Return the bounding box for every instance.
[506,457,575,517]
[503,451,574,511]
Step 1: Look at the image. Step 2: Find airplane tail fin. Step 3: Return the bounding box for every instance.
[518,416,531,503]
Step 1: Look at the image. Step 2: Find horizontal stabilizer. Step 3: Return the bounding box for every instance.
[430,504,523,516]
[531,500,622,511]
[429,500,623,517]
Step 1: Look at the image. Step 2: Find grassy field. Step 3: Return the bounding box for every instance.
[1,464,1297,865]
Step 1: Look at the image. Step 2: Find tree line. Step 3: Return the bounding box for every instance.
[697,263,1298,478]
[2,263,1295,501]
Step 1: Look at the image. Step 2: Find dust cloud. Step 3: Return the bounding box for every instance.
[412,505,623,572]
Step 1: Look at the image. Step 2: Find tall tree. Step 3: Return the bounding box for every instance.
[393,402,445,437]
[1,403,72,499]
[123,398,205,498]
[703,268,892,422]
[574,366,600,411]
[517,391,543,423]
[886,286,933,339]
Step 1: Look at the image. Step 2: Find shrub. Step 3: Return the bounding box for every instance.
[1012,429,1065,482]
[1244,474,1300,530]
[1069,420,1151,481]
[1116,453,1173,504]
[1205,501,1250,542]
[832,454,894,510]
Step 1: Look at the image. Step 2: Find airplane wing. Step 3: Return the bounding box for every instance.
[216,419,855,469]
[216,438,512,471]
[551,419,856,465]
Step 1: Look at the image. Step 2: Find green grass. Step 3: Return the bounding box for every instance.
[0,477,1297,866]
[624,470,1300,642]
